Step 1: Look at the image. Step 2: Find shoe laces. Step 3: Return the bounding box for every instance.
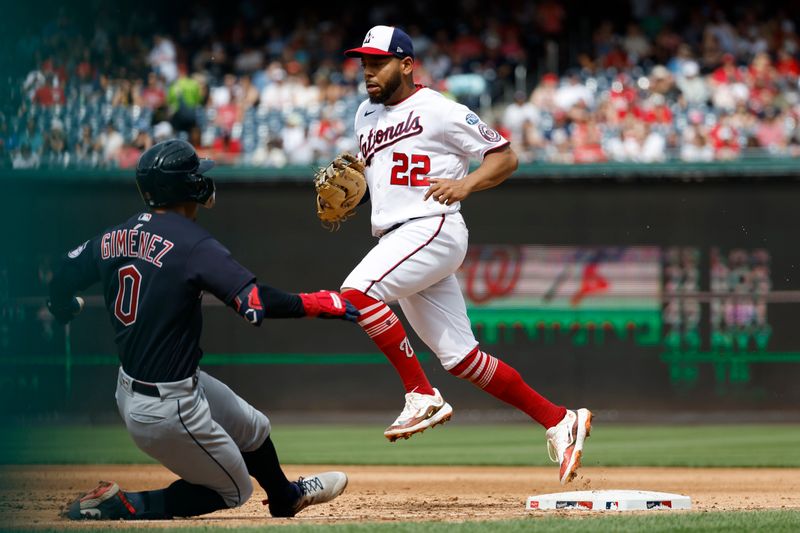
[296,476,323,496]
[401,392,424,415]
[546,419,575,463]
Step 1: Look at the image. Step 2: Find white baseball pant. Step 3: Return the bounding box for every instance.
[342,212,478,369]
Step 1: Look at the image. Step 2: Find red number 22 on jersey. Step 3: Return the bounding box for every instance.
[390,153,430,186]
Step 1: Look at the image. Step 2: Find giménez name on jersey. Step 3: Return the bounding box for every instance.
[100,228,175,268]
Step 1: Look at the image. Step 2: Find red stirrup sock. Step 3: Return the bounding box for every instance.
[449,347,566,428]
[341,289,435,395]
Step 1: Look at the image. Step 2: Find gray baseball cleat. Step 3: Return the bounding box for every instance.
[65,481,138,520]
[270,471,348,517]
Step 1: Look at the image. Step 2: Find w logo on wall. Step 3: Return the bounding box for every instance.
[456,245,662,345]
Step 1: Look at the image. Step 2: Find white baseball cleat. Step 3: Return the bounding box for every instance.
[384,388,454,442]
[270,471,349,517]
[546,408,593,485]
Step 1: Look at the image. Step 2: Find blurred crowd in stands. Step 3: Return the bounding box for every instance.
[4,1,800,169]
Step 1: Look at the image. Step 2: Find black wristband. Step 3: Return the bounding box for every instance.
[258,284,305,318]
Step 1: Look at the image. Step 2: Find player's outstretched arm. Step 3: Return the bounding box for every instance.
[424,145,518,205]
[47,294,85,325]
[47,240,100,324]
[230,283,359,325]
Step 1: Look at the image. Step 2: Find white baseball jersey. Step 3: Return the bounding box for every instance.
[355,86,509,236]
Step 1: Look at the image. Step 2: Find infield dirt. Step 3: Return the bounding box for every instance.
[1,465,798,528]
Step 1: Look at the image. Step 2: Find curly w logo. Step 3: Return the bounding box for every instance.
[399,337,414,358]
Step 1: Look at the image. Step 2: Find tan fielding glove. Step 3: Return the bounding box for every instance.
[314,153,367,230]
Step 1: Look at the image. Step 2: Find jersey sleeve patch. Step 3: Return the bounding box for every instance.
[478,123,502,143]
[68,240,90,259]
[465,113,480,125]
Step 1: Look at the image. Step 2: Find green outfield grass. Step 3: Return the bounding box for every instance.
[1,510,799,533]
[1,423,799,467]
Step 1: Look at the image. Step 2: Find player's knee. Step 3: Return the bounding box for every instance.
[217,475,253,509]
[261,414,271,440]
[251,412,271,449]
[236,410,271,453]
[445,345,482,374]
[236,478,254,508]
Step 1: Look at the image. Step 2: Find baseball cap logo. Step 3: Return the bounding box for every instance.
[345,25,415,59]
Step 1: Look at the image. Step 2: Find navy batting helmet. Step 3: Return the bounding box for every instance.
[135,140,216,208]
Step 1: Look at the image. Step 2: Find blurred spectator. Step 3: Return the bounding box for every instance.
[250,138,289,168]
[536,0,566,37]
[572,115,606,163]
[502,91,539,149]
[168,67,204,133]
[234,46,265,75]
[250,137,288,167]
[530,74,558,114]
[112,79,136,107]
[42,120,70,167]
[210,74,242,135]
[603,40,630,70]
[680,124,714,162]
[776,49,800,79]
[281,113,313,165]
[709,113,741,160]
[238,75,261,111]
[33,74,65,107]
[676,61,710,105]
[755,108,788,154]
[554,72,594,111]
[546,128,573,163]
[259,63,292,110]
[638,94,673,125]
[606,122,666,162]
[131,130,153,152]
[710,54,747,110]
[308,108,346,162]
[20,119,44,156]
[23,66,47,102]
[667,43,695,76]
[74,125,99,166]
[649,66,679,100]
[140,72,167,109]
[95,123,124,165]
[444,73,487,110]
[12,144,40,169]
[153,121,175,143]
[623,24,652,63]
[148,34,178,83]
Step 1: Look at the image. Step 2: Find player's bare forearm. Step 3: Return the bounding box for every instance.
[424,145,518,204]
[465,145,518,192]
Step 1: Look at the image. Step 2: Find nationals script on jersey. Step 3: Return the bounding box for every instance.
[355,86,509,236]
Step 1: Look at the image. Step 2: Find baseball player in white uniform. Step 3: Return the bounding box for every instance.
[339,25,592,484]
